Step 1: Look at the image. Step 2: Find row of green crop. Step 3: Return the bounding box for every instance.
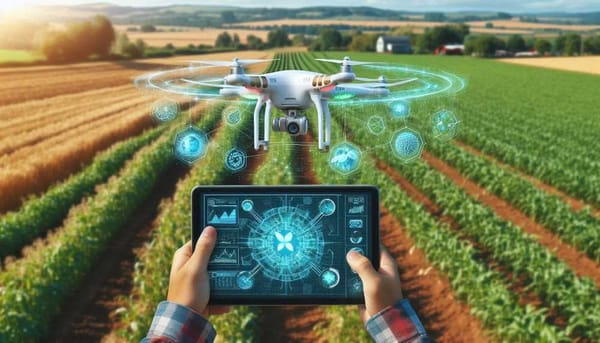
[301,105,566,342]
[338,103,600,339]
[0,124,166,260]
[116,103,261,342]
[0,107,222,342]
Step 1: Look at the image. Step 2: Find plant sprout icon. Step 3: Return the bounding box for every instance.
[275,231,294,252]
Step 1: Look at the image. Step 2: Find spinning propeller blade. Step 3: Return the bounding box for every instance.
[181,79,240,88]
[339,78,418,89]
[189,58,277,67]
[315,56,381,66]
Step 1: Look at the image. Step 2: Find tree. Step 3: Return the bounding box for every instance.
[464,35,506,57]
[318,28,343,50]
[215,31,233,48]
[497,12,512,19]
[349,33,378,52]
[417,24,470,53]
[246,34,265,50]
[534,38,552,55]
[506,35,526,52]
[267,28,291,48]
[140,24,156,32]
[557,33,582,55]
[232,33,241,49]
[584,35,600,54]
[485,22,494,28]
[291,34,309,47]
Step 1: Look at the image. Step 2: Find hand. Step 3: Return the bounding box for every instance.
[346,244,403,323]
[167,226,229,316]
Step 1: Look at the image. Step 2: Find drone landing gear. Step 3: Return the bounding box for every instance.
[253,95,271,151]
[310,92,331,150]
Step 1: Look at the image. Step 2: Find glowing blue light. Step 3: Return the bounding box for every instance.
[320,268,340,289]
[329,142,361,175]
[237,271,254,290]
[248,206,324,282]
[350,277,363,294]
[367,115,386,135]
[241,199,254,212]
[432,110,459,141]
[173,127,208,165]
[390,100,410,119]
[152,98,179,122]
[391,128,423,163]
[225,107,242,126]
[224,148,247,172]
[319,199,336,216]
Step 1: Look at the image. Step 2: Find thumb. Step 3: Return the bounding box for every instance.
[190,226,217,270]
[346,250,378,282]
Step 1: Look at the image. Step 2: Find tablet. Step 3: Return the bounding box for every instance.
[192,185,380,305]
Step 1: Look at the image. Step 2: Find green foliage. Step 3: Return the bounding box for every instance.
[267,28,292,48]
[506,34,527,52]
[464,34,506,56]
[534,38,552,54]
[348,33,379,52]
[140,24,157,32]
[215,31,233,48]
[555,33,582,56]
[247,34,265,50]
[114,33,147,58]
[583,34,600,54]
[0,126,165,259]
[40,15,116,63]
[417,24,470,53]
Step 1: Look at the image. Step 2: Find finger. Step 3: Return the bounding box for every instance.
[378,245,399,279]
[208,306,231,315]
[357,305,369,323]
[171,241,193,275]
[190,226,217,271]
[346,250,379,282]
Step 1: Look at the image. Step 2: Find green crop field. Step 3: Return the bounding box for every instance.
[0,50,599,343]
[0,49,44,64]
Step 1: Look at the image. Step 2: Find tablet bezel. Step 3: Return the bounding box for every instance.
[191,185,380,305]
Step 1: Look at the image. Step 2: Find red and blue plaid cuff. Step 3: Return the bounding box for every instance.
[142,301,216,343]
[366,299,430,343]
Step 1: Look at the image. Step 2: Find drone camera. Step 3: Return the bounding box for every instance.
[273,116,308,136]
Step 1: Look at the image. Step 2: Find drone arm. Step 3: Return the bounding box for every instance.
[321,99,331,147]
[264,99,272,149]
[253,96,266,150]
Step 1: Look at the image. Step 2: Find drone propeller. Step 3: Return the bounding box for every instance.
[355,76,407,83]
[315,56,381,66]
[189,58,277,68]
[181,78,240,88]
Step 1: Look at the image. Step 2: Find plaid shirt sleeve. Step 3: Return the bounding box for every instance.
[365,299,431,343]
[140,301,216,343]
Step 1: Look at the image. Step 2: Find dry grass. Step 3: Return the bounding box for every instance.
[115,26,271,48]
[0,50,273,212]
[467,19,600,32]
[500,56,600,76]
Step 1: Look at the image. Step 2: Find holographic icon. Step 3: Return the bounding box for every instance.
[391,128,424,163]
[432,110,459,140]
[225,106,242,126]
[390,100,410,120]
[241,199,254,212]
[349,247,365,256]
[152,98,179,122]
[350,230,363,244]
[350,277,363,293]
[173,126,208,165]
[320,268,340,289]
[367,115,386,135]
[319,199,336,216]
[224,148,247,172]
[237,271,254,290]
[329,142,361,175]
[275,231,295,253]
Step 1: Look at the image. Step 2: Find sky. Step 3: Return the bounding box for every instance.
[1,0,599,13]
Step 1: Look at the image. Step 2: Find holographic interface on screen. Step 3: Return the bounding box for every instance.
[196,189,376,301]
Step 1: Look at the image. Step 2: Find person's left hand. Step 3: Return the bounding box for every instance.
[167,226,230,316]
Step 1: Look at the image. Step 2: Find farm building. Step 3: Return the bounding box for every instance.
[435,44,465,55]
[376,35,412,54]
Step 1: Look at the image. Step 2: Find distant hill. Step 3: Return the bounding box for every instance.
[16,3,600,26]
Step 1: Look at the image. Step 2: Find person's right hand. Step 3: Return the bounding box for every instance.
[346,244,404,323]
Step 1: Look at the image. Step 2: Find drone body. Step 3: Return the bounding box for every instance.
[181,57,416,150]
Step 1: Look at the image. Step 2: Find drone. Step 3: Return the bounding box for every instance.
[182,56,417,150]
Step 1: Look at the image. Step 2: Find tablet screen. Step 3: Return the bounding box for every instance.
[192,186,379,305]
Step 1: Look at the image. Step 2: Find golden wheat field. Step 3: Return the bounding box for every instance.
[114,26,271,47]
[0,50,272,213]
[501,56,600,75]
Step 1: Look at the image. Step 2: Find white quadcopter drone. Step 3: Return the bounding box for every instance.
[182,56,417,151]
